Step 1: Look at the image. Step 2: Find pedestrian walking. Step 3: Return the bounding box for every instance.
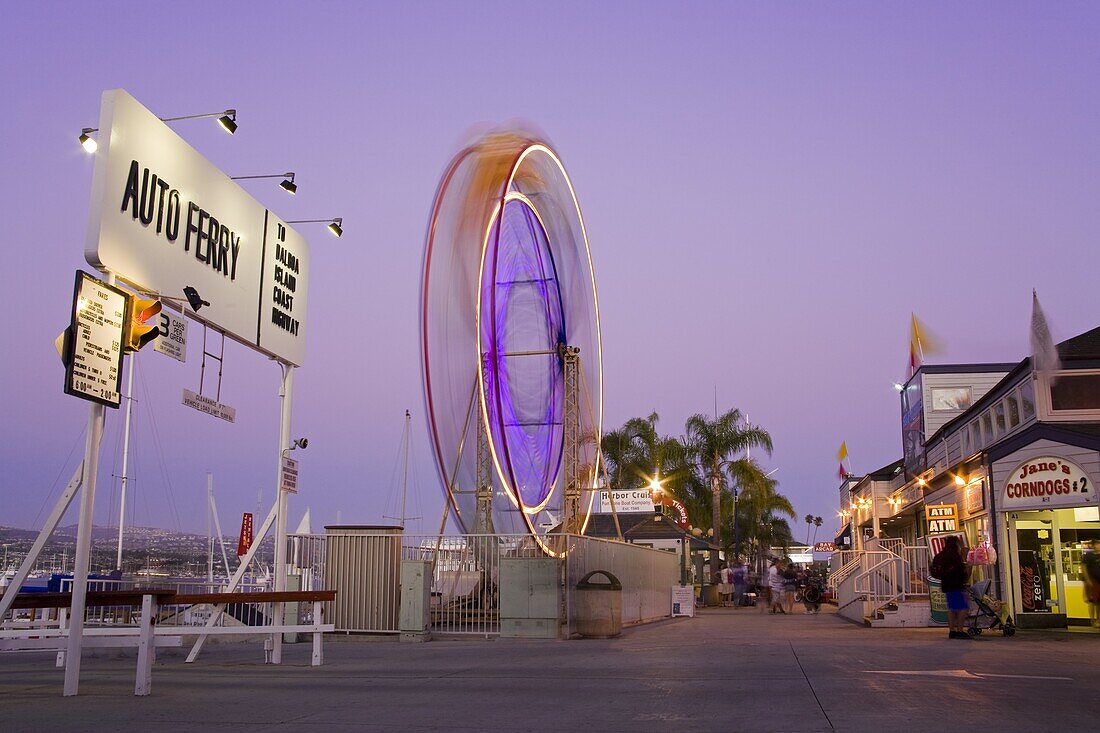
[731,559,747,607]
[782,560,798,614]
[768,559,786,614]
[930,536,970,639]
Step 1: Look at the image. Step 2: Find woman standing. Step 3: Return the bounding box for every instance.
[931,536,970,639]
[782,561,799,614]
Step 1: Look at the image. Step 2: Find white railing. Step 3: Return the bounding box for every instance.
[902,545,929,595]
[828,552,864,592]
[875,537,904,555]
[853,551,907,609]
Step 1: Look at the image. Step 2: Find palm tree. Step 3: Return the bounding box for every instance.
[738,470,795,574]
[600,413,688,491]
[811,516,823,545]
[684,409,772,572]
[804,514,814,545]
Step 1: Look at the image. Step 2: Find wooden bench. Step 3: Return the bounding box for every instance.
[1,589,337,696]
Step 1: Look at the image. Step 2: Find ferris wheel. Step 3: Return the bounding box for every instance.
[421,129,603,554]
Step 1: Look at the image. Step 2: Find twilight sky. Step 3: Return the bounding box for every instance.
[2,2,1098,541]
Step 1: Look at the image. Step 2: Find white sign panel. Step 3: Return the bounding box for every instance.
[182,388,236,422]
[671,585,695,617]
[64,271,126,408]
[154,306,188,362]
[598,489,656,514]
[1001,456,1094,510]
[84,89,308,366]
[280,456,299,494]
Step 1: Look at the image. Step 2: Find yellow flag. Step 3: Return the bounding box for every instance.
[909,313,943,359]
[837,441,848,462]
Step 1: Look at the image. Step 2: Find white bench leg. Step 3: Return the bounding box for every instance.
[55,608,67,668]
[134,595,154,696]
[311,601,323,666]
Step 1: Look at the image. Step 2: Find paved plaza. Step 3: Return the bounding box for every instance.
[2,607,1098,732]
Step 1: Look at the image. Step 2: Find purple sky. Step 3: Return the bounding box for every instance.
[2,3,1099,541]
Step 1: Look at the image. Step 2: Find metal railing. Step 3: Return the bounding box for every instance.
[405,533,542,636]
[902,545,929,595]
[852,551,907,609]
[828,552,864,592]
[287,531,678,637]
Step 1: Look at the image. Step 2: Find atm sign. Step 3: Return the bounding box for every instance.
[925,504,959,534]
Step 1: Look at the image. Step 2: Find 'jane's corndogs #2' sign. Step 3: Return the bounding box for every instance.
[84,89,308,366]
[1001,456,1094,510]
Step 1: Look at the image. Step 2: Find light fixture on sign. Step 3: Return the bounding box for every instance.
[217,110,238,135]
[78,128,98,153]
[159,108,238,134]
[230,172,297,195]
[288,217,344,238]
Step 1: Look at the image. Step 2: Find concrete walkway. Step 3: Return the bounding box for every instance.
[2,606,1099,732]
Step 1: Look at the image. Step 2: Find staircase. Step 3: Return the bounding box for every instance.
[831,541,930,627]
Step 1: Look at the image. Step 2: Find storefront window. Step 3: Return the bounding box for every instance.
[981,412,994,442]
[1050,373,1100,411]
[1020,380,1036,420]
[1011,508,1100,624]
[1006,394,1020,429]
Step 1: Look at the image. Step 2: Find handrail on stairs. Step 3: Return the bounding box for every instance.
[854,552,910,612]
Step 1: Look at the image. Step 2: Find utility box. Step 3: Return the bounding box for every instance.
[283,573,301,643]
[499,557,560,639]
[399,559,432,642]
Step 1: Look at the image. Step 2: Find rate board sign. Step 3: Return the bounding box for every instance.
[63,271,127,408]
[84,89,308,366]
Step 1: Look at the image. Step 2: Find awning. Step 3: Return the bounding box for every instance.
[834,523,853,550]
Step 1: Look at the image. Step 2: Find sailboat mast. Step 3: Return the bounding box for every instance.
[116,355,136,571]
[206,472,214,583]
[401,409,410,527]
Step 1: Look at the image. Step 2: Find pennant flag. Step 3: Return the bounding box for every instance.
[907,313,943,377]
[1030,289,1061,374]
[837,441,849,462]
[837,463,848,480]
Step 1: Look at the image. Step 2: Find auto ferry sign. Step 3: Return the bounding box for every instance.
[1001,456,1094,510]
[83,89,308,366]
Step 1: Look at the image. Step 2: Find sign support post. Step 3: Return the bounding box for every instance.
[64,272,115,696]
[271,362,294,664]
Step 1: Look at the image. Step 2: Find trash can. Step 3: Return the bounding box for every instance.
[574,571,622,638]
[928,577,948,625]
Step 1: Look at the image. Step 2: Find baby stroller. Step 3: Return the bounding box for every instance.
[965,580,1016,637]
